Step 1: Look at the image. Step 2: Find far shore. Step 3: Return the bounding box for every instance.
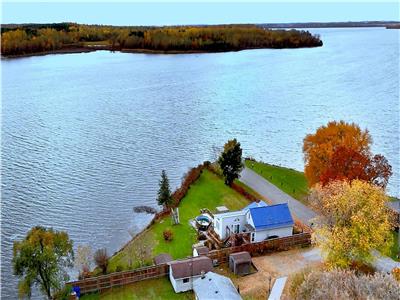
[2,44,323,59]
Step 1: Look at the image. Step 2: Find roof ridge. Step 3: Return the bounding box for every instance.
[249,202,288,210]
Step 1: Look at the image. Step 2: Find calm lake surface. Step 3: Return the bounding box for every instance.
[2,27,399,298]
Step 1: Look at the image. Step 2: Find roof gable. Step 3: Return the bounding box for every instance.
[249,203,294,230]
[243,200,268,211]
[170,256,213,279]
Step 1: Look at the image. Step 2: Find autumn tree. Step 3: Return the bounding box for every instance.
[320,146,392,188]
[1,24,322,56]
[310,180,392,268]
[74,244,93,279]
[12,226,74,299]
[157,170,173,208]
[218,138,243,186]
[94,248,109,274]
[303,120,371,186]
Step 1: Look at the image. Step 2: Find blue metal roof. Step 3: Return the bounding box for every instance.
[249,203,294,230]
[243,200,268,211]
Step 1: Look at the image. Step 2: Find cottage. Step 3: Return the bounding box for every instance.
[169,256,213,293]
[154,253,173,265]
[193,272,242,300]
[212,202,294,243]
[229,251,252,275]
[193,246,209,257]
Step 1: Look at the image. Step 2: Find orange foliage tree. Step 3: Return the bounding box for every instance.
[303,121,371,186]
[320,146,392,188]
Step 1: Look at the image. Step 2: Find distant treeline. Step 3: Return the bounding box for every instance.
[260,21,400,28]
[1,23,323,56]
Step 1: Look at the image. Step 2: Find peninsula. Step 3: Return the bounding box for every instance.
[1,23,322,57]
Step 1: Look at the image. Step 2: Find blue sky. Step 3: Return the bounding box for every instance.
[2,2,399,26]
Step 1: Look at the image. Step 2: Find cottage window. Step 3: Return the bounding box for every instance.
[251,233,255,242]
[183,278,190,283]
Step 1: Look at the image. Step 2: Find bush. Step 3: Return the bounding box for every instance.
[163,229,173,242]
[392,267,400,282]
[172,164,204,206]
[289,268,312,298]
[94,248,109,275]
[295,269,400,300]
[231,182,257,201]
[115,265,124,272]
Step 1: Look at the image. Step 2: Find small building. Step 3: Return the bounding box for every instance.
[169,256,213,293]
[213,202,294,243]
[154,253,173,265]
[229,251,252,275]
[216,206,230,213]
[193,246,209,257]
[193,272,242,300]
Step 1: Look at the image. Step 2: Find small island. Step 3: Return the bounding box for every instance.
[1,23,323,57]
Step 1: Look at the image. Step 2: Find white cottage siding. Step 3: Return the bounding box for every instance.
[213,211,246,240]
[172,276,203,293]
[175,277,191,293]
[254,226,293,242]
[269,226,293,238]
[169,271,178,292]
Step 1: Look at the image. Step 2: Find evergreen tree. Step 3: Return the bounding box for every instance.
[218,139,244,186]
[157,170,173,207]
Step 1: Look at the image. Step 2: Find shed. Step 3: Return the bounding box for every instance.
[229,252,252,275]
[193,272,242,300]
[169,256,213,293]
[193,246,210,257]
[154,253,173,265]
[216,206,229,213]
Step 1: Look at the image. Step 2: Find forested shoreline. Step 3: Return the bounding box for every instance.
[1,23,323,56]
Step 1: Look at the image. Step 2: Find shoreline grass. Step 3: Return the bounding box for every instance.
[245,159,309,204]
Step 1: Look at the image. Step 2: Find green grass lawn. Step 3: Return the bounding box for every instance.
[389,231,399,261]
[81,277,193,300]
[107,169,250,272]
[245,160,309,203]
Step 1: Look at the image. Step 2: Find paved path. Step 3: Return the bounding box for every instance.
[239,167,317,226]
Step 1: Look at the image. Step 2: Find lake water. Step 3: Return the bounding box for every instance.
[1,27,399,298]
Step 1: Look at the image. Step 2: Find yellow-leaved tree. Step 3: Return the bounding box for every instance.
[310,180,392,269]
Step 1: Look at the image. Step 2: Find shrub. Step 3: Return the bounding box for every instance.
[392,267,400,282]
[289,268,312,298]
[295,269,400,300]
[172,164,204,206]
[163,229,173,242]
[94,248,109,274]
[231,182,257,201]
[203,160,211,167]
[115,265,124,272]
